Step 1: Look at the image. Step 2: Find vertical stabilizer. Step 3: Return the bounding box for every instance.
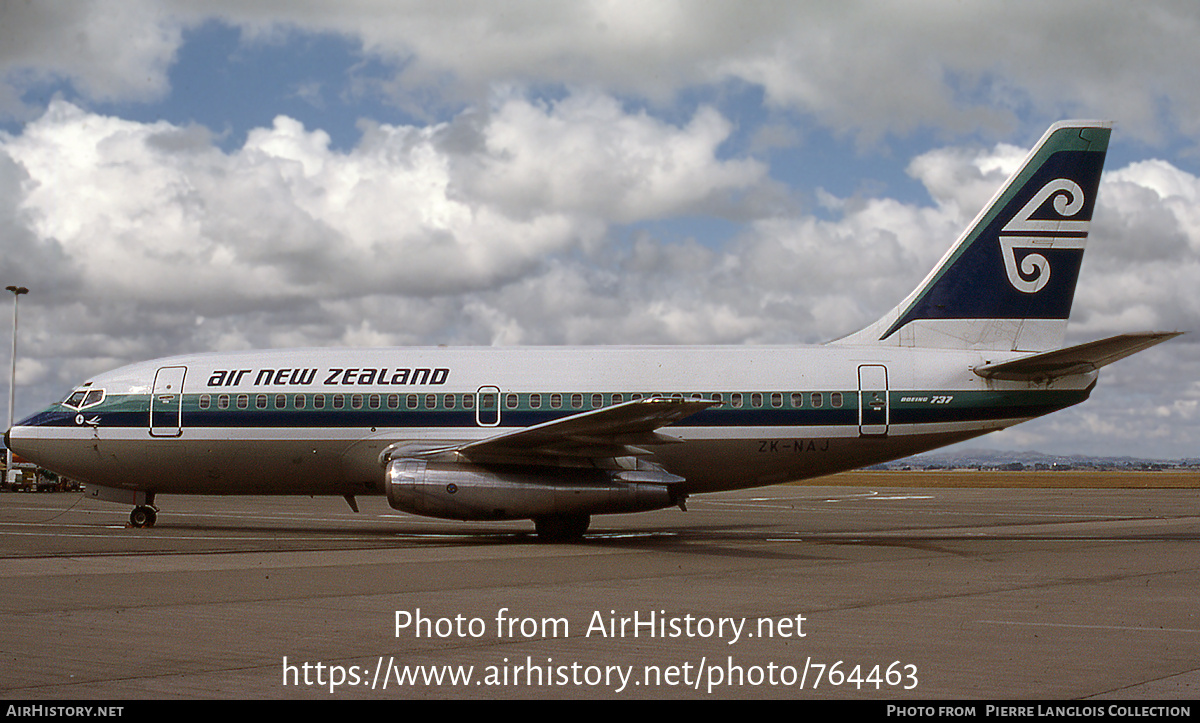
[835,121,1111,351]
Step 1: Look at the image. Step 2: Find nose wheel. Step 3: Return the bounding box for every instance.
[129,505,158,528]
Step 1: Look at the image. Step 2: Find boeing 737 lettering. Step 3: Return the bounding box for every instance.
[6,121,1180,540]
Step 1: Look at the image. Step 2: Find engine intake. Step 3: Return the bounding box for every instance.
[386,458,678,521]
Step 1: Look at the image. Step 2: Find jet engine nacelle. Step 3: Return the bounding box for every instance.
[385,458,677,521]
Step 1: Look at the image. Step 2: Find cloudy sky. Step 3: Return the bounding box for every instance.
[1,1,1197,459]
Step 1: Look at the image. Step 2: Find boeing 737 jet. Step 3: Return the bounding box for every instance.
[6,121,1180,540]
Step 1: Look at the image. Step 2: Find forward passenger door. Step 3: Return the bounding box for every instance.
[150,366,187,437]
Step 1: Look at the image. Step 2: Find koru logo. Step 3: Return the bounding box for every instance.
[999,178,1089,293]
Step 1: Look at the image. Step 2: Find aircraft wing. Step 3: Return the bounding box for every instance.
[973,332,1182,382]
[385,396,719,467]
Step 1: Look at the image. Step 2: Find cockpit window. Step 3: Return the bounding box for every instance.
[63,389,105,410]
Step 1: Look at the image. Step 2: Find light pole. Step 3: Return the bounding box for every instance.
[6,285,27,479]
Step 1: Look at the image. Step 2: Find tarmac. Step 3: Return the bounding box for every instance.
[1,483,1199,700]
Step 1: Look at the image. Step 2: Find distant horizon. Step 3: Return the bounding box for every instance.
[894,446,1200,466]
[3,441,1196,467]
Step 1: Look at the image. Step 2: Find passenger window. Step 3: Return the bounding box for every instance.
[831,392,843,408]
[771,392,783,408]
[811,393,823,408]
[751,393,763,407]
[445,394,456,409]
[791,392,803,408]
[333,394,345,409]
[313,394,325,409]
[351,394,363,409]
[461,394,473,409]
[386,394,399,409]
[369,394,381,409]
[571,394,583,408]
[612,393,623,404]
[237,394,249,410]
[591,393,603,408]
[506,393,519,409]
[256,394,268,410]
[218,394,230,410]
[295,394,306,409]
[529,393,541,409]
[199,395,210,410]
[406,394,418,409]
[731,393,743,408]
[427,394,438,409]
[274,394,286,409]
[551,393,562,409]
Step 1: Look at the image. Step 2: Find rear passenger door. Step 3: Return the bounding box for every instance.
[858,365,888,437]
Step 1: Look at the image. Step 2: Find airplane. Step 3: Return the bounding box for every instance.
[5,120,1181,540]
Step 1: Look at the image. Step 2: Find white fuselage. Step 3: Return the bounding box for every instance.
[9,343,1094,498]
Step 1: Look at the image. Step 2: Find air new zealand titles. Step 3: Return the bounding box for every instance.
[206,367,452,387]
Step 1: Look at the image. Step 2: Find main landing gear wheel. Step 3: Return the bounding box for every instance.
[129,505,157,528]
[533,514,590,542]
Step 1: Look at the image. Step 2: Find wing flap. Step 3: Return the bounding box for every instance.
[459,397,716,464]
[973,331,1182,381]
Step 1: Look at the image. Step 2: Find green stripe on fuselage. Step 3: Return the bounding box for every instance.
[57,387,1089,429]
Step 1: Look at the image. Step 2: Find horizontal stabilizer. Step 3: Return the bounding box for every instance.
[973,332,1182,381]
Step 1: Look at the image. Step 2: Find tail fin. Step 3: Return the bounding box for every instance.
[835,120,1111,351]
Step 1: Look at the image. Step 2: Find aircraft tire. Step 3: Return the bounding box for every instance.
[130,506,157,528]
[533,513,590,542]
